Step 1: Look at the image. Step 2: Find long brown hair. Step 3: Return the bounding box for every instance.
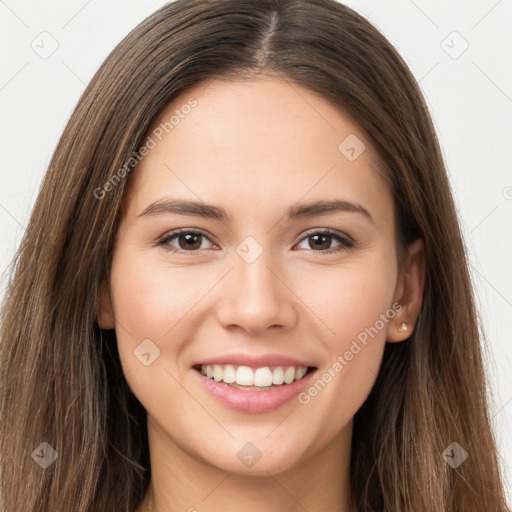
[1,0,509,510]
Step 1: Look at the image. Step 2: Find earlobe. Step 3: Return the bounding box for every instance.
[97,278,115,329]
[386,238,426,343]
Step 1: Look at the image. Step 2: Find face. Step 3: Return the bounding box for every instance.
[99,76,423,476]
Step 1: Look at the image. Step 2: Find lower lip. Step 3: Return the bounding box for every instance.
[192,368,317,413]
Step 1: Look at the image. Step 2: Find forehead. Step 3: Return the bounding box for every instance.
[125,77,393,228]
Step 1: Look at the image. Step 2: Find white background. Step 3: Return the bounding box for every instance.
[1,0,511,501]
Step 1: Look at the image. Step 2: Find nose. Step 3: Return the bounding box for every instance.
[215,250,298,334]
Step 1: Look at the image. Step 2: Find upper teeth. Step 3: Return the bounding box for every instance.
[201,364,308,387]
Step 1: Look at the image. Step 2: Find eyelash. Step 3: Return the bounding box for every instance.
[157,228,355,255]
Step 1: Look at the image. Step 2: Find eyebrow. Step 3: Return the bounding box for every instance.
[137,197,375,225]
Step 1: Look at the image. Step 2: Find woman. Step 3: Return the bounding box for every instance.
[1,0,509,510]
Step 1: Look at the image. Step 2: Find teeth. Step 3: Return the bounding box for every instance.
[200,364,310,387]
[295,367,307,380]
[222,364,236,383]
[254,367,273,387]
[284,367,295,384]
[236,366,254,386]
[272,366,284,385]
[213,364,223,382]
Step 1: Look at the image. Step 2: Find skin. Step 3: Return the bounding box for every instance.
[98,76,425,512]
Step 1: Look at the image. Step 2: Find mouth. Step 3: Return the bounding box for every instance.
[192,363,317,391]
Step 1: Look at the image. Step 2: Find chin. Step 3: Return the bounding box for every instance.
[197,435,307,476]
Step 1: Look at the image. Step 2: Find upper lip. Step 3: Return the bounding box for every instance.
[192,353,317,368]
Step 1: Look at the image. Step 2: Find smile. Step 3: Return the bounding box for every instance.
[192,363,318,413]
[196,364,313,390]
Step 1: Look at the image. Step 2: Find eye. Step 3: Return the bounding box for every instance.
[157,228,354,255]
[157,229,217,253]
[295,229,354,254]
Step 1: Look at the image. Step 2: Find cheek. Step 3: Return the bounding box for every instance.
[304,254,398,351]
[108,249,208,372]
[108,250,210,431]
[111,247,215,328]
[291,253,397,432]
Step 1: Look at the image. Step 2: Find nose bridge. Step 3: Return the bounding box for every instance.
[216,240,296,333]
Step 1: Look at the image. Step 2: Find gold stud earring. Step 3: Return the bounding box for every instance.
[398,322,408,332]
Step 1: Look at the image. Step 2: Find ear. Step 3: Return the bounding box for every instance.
[97,278,115,329]
[386,238,426,342]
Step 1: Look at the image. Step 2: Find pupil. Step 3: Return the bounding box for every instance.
[180,233,201,250]
[311,234,330,250]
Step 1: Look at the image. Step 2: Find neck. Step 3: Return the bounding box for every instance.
[138,415,353,512]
